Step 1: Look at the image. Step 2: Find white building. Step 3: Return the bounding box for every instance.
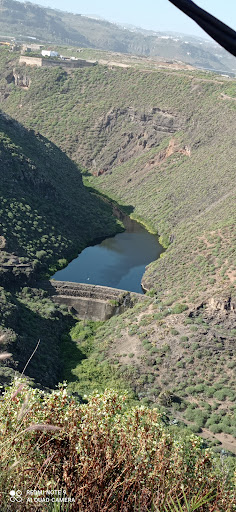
[41,50,59,57]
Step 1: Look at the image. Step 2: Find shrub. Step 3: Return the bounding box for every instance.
[150,386,161,397]
[12,380,228,512]
[214,388,236,401]
[147,374,155,384]
[150,347,159,355]
[170,328,179,335]
[190,424,202,434]
[159,390,175,406]
[35,249,47,260]
[180,336,189,342]
[171,304,188,314]
[210,424,222,434]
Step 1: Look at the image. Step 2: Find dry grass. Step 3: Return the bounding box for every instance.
[0,380,235,512]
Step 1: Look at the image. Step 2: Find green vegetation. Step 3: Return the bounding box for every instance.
[0,37,235,499]
[61,320,135,399]
[0,105,122,388]
[0,286,76,388]
[0,55,236,452]
[0,0,235,72]
[0,108,121,278]
[79,298,236,448]
[55,308,236,452]
[0,53,235,303]
[0,380,234,511]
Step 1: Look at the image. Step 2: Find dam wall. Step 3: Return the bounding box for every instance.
[42,280,145,321]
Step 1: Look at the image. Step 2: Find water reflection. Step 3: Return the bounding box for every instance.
[53,215,163,293]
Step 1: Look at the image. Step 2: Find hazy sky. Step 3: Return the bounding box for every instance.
[18,0,236,39]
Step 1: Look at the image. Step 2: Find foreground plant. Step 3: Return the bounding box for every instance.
[158,487,216,512]
[0,380,235,511]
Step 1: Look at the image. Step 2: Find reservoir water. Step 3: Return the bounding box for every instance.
[53,214,163,293]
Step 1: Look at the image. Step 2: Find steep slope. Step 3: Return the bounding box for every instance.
[0,110,120,387]
[1,55,235,299]
[0,49,235,448]
[0,0,234,72]
[0,109,119,282]
[1,59,235,304]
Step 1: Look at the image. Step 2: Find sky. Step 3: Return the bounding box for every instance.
[18,0,236,39]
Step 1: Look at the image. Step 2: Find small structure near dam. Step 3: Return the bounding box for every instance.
[19,55,97,69]
[42,280,145,321]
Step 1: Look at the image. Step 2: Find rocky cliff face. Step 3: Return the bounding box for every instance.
[5,70,31,88]
[80,107,184,173]
[208,296,236,313]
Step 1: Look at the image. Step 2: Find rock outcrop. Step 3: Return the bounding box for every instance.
[87,107,184,173]
[208,296,236,313]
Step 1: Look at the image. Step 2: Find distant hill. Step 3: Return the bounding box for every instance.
[0,0,235,73]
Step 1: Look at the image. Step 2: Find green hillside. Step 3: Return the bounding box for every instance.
[0,47,235,452]
[0,108,119,277]
[0,0,235,72]
[0,109,121,387]
[1,53,235,302]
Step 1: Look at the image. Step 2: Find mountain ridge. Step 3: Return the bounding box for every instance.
[0,0,235,73]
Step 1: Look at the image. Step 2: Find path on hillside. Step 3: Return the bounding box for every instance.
[220,92,236,101]
[197,190,234,219]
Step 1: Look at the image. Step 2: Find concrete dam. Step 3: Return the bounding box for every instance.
[42,280,145,321]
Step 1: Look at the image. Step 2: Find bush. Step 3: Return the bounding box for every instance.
[159,390,175,406]
[214,388,236,401]
[210,423,222,434]
[170,328,179,335]
[0,380,234,512]
[190,424,202,433]
[180,336,189,342]
[35,249,47,260]
[171,303,188,314]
